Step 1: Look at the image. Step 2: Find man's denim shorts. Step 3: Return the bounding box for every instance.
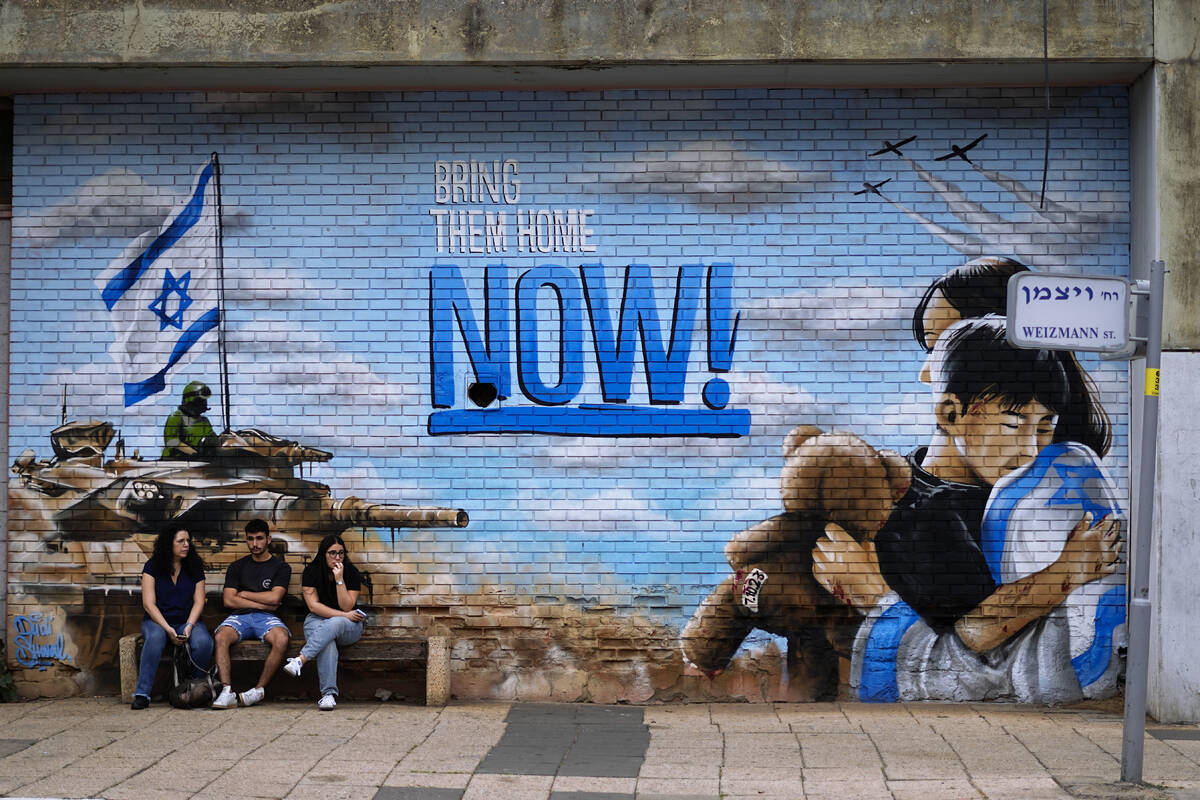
[216,611,290,642]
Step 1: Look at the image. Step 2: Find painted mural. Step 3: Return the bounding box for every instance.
[7,87,1130,702]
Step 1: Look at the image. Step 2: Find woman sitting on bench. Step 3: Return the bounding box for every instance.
[131,525,212,709]
[283,534,367,710]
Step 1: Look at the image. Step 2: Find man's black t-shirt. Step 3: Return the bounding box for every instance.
[873,447,996,633]
[223,554,291,614]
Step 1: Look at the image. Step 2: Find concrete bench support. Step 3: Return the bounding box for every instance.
[119,633,450,705]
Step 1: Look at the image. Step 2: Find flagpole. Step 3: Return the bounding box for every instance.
[211,152,232,433]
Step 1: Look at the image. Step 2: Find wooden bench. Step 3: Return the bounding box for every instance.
[118,633,450,706]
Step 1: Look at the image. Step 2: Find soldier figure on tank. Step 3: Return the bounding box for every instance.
[162,381,217,459]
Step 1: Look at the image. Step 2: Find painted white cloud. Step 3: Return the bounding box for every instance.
[592,140,832,207]
[737,283,919,340]
[23,167,250,249]
[526,487,673,534]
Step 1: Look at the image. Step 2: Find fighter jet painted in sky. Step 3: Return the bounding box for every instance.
[868,136,917,157]
[854,178,891,196]
[935,134,988,164]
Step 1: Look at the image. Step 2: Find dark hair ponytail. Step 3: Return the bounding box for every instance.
[915,257,1110,456]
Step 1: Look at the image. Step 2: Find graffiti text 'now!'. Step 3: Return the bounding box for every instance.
[427,263,749,437]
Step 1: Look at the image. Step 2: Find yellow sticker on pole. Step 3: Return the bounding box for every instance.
[1146,368,1160,396]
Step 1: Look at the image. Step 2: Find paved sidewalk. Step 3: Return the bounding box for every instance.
[2,698,1200,800]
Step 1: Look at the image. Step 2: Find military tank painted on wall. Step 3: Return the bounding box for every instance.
[10,420,468,573]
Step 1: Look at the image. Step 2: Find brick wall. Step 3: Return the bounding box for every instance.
[7,87,1131,702]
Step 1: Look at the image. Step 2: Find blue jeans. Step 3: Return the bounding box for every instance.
[300,613,363,697]
[134,618,213,700]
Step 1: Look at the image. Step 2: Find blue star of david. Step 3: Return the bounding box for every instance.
[147,269,193,330]
[1045,462,1113,520]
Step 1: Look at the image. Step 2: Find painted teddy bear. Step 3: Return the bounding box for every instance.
[680,426,909,682]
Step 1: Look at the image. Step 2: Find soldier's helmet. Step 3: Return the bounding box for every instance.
[182,381,212,404]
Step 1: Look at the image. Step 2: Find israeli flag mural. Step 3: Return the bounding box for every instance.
[96,160,221,407]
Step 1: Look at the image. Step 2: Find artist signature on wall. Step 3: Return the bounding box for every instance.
[12,613,71,670]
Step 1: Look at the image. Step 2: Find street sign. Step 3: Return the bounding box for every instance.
[1004,263,1163,785]
[1006,272,1130,352]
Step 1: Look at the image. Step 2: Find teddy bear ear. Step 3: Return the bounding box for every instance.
[778,431,898,541]
[781,425,823,458]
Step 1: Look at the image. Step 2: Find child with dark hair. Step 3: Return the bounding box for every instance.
[813,316,1123,702]
[912,256,1111,457]
[873,317,1072,633]
[912,256,1028,349]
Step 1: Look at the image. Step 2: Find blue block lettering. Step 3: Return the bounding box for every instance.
[429,264,512,408]
[517,264,585,405]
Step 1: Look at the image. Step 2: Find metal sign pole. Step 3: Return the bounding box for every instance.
[1121,259,1165,783]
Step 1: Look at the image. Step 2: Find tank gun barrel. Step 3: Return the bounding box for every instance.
[291,445,333,463]
[327,496,469,529]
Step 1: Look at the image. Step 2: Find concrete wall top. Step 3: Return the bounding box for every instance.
[0,0,1154,91]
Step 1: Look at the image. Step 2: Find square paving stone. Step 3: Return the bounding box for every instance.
[558,757,644,778]
[478,703,650,778]
[1150,729,1200,741]
[479,762,562,776]
[0,739,36,758]
[374,788,464,800]
[477,745,567,775]
[571,741,647,756]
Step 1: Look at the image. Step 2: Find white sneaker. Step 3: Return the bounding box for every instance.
[283,656,303,677]
[239,687,265,707]
[211,686,237,709]
[317,694,337,711]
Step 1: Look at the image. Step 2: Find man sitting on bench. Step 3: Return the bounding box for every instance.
[211,518,292,709]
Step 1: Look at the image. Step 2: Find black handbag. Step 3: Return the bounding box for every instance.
[168,641,217,709]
